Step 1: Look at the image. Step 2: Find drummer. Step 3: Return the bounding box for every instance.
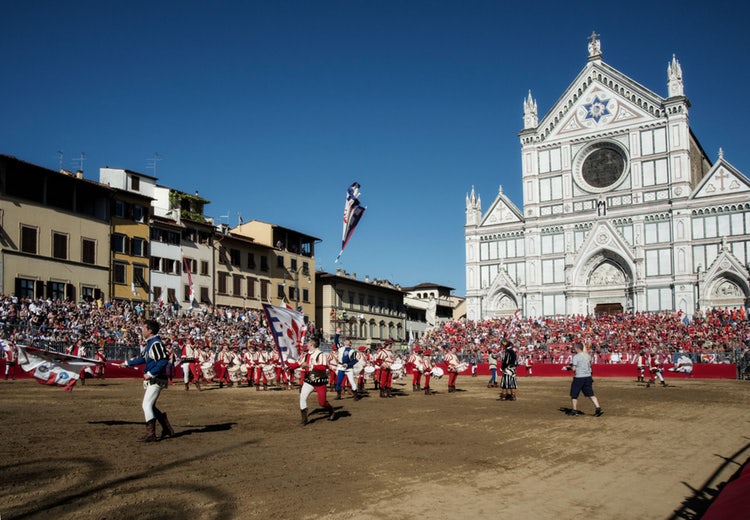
[356,346,369,392]
[253,344,270,391]
[421,349,435,395]
[444,345,461,393]
[374,340,395,398]
[407,346,424,392]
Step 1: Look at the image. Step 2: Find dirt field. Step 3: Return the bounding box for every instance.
[3,374,749,520]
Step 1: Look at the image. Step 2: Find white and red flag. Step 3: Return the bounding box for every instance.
[183,257,195,304]
[335,181,366,263]
[17,345,103,391]
[262,303,307,364]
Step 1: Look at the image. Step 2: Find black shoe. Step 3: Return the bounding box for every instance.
[567,410,579,416]
[594,408,604,417]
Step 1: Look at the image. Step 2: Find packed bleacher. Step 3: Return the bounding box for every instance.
[1,293,749,370]
[418,308,750,366]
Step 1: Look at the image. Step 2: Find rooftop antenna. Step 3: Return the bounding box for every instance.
[72,152,86,173]
[57,150,64,171]
[146,152,162,176]
[219,209,230,225]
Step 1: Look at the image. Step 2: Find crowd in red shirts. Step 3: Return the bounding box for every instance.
[418,308,750,365]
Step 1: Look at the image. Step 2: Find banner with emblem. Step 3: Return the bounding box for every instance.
[17,345,103,391]
[262,303,306,364]
[335,181,366,263]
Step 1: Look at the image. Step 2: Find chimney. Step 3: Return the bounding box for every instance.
[76,170,84,179]
[365,275,369,283]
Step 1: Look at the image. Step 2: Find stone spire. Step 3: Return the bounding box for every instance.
[587,31,602,61]
[523,90,538,129]
[465,186,482,226]
[667,54,684,97]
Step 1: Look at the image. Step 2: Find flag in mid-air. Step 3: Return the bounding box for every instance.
[335,181,366,262]
[17,345,103,391]
[262,303,307,364]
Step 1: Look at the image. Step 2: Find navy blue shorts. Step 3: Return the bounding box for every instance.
[570,376,595,398]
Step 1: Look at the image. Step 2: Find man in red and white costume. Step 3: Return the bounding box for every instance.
[253,345,270,391]
[407,347,424,391]
[374,342,395,398]
[646,349,668,388]
[215,344,234,388]
[3,338,18,380]
[444,345,461,393]
[241,346,255,387]
[180,338,202,391]
[635,348,648,383]
[421,349,434,395]
[298,338,335,425]
[94,346,106,380]
[328,344,340,392]
[356,346,369,392]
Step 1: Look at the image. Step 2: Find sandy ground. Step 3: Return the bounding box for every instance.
[2,374,749,520]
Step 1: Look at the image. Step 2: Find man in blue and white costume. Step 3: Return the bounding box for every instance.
[336,338,362,401]
[122,319,175,442]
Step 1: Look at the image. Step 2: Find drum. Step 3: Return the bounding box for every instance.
[364,365,376,380]
[353,359,366,375]
[431,366,444,379]
[263,365,276,381]
[228,365,241,382]
[201,361,215,380]
[391,361,404,380]
[239,364,249,376]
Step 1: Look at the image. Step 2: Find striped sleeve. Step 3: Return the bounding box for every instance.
[150,339,168,361]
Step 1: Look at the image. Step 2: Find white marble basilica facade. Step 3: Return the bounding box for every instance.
[465,35,750,320]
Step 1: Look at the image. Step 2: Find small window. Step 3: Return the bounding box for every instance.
[131,176,140,191]
[277,255,285,268]
[52,232,68,260]
[82,238,96,264]
[260,255,269,272]
[112,234,127,253]
[133,265,146,289]
[114,200,126,218]
[133,205,144,222]
[50,281,66,300]
[200,260,209,276]
[230,248,241,267]
[113,262,127,284]
[21,226,37,254]
[18,278,35,298]
[131,237,146,257]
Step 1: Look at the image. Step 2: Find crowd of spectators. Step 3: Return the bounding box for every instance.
[1,293,749,368]
[419,308,750,366]
[0,295,276,359]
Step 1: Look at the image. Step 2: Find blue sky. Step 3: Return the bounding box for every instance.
[3,1,749,296]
